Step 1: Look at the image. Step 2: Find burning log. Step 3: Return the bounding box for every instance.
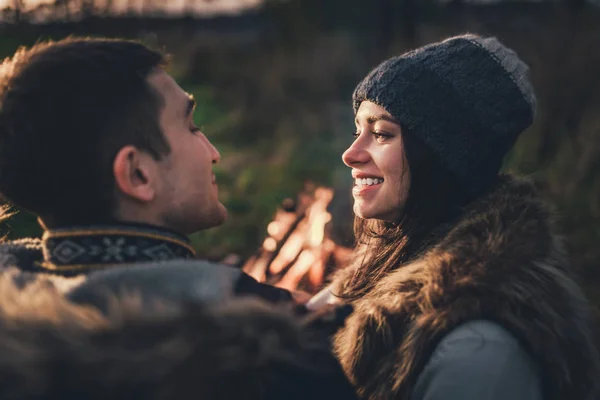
[242,183,353,294]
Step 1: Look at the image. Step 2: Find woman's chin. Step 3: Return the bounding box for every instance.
[354,203,401,222]
[353,205,378,220]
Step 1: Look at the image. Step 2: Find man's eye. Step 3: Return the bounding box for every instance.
[190,126,201,133]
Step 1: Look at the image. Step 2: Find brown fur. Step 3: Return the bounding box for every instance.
[332,174,600,400]
[0,272,357,400]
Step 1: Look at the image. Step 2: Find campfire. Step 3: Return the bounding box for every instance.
[242,183,353,294]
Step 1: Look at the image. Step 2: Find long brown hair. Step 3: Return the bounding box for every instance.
[341,132,481,299]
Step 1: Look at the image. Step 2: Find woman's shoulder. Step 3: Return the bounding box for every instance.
[438,319,524,347]
[412,320,542,400]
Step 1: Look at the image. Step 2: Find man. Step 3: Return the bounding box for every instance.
[0,37,290,307]
[0,39,358,397]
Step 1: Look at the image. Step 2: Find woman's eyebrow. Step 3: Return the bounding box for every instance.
[367,114,400,124]
[355,114,400,125]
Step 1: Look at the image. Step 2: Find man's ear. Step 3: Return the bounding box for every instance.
[113,146,156,203]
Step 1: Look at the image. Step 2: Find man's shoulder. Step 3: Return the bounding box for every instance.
[67,260,292,313]
[0,238,292,313]
[0,238,43,271]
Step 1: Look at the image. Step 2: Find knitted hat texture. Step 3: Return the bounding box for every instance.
[353,34,536,194]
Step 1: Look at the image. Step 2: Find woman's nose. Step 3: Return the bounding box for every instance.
[342,138,370,167]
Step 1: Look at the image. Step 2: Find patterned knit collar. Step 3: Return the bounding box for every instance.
[39,223,196,275]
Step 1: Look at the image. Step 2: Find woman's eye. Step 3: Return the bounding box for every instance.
[352,131,360,139]
[190,126,201,134]
[373,131,391,142]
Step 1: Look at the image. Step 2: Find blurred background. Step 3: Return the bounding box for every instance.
[0,0,598,305]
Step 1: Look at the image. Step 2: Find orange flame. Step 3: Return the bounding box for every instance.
[242,184,351,293]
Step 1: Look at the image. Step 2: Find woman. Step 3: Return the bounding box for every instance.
[326,34,600,400]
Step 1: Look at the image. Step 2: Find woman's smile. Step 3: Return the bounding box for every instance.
[352,176,384,196]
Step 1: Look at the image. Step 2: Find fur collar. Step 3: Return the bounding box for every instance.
[332,174,599,400]
[0,273,357,399]
[0,238,43,272]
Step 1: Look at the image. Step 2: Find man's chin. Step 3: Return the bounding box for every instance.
[201,203,228,230]
[175,205,227,235]
[215,202,228,224]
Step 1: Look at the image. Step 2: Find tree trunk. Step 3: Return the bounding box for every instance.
[81,0,94,19]
[12,0,23,24]
[379,0,396,53]
[103,0,113,16]
[399,0,418,44]
[565,0,585,11]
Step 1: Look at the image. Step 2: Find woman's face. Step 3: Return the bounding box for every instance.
[342,101,410,221]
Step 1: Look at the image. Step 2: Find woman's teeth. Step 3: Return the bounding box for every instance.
[355,178,384,186]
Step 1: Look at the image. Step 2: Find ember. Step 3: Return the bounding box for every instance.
[242,183,353,294]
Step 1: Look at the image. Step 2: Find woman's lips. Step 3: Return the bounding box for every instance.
[352,181,383,196]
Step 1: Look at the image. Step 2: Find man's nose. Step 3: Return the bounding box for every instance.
[207,140,221,164]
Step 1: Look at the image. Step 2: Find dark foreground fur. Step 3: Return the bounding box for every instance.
[333,174,600,400]
[0,273,357,400]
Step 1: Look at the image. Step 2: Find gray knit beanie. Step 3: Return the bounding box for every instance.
[353,33,536,196]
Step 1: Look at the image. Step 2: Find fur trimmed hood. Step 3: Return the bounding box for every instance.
[332,174,599,400]
[0,272,357,400]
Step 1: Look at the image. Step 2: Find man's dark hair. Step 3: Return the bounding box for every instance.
[0,37,170,226]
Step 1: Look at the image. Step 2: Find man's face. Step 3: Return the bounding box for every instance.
[147,70,227,234]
